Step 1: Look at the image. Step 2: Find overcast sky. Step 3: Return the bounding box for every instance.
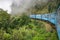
[0,0,12,13]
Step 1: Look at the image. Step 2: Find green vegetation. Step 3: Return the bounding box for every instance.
[0,9,58,40]
[30,0,60,14]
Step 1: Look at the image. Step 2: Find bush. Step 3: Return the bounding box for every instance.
[0,9,58,40]
[3,33,11,40]
[9,14,31,29]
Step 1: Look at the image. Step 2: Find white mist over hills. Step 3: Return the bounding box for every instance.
[11,0,48,15]
[11,0,36,15]
[0,0,48,14]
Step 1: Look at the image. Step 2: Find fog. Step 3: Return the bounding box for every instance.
[11,0,48,15]
[0,0,12,13]
[0,0,48,14]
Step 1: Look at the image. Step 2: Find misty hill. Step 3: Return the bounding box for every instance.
[11,0,60,15]
[30,0,60,14]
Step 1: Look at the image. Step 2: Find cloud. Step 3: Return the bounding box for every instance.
[0,0,12,13]
[11,0,48,15]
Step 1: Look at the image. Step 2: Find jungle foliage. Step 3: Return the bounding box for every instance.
[0,9,58,40]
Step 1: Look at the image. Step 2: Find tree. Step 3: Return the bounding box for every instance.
[0,9,10,30]
[57,0,60,9]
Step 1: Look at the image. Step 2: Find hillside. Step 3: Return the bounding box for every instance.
[30,0,60,14]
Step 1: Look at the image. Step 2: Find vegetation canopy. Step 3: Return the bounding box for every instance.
[0,9,58,40]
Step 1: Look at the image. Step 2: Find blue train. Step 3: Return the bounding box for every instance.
[30,7,60,40]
